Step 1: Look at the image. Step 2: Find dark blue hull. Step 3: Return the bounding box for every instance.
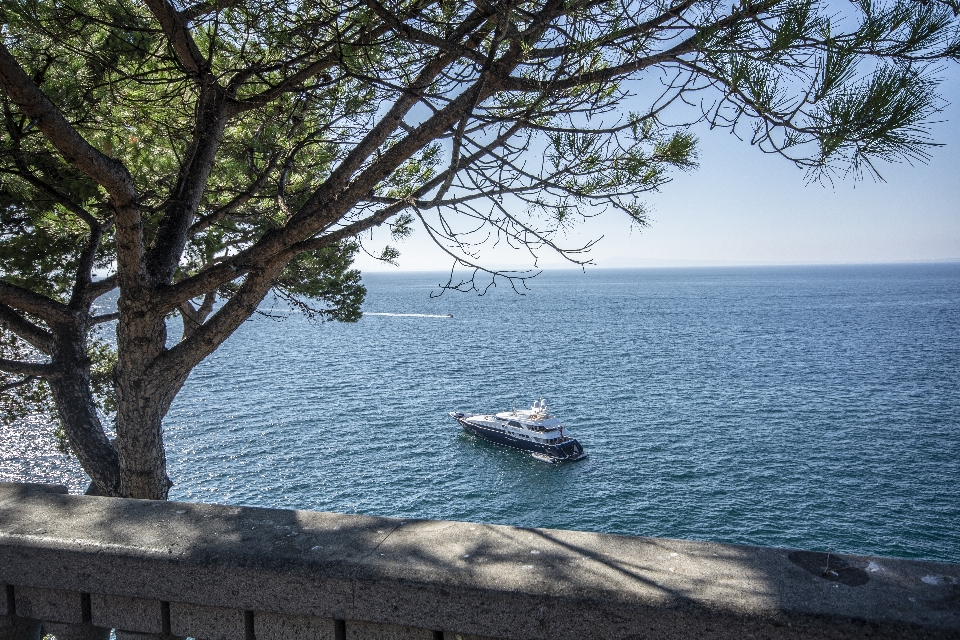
[455,416,585,461]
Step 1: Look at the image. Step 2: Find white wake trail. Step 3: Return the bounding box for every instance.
[363,312,453,318]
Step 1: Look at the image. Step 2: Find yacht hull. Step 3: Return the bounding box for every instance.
[453,415,586,462]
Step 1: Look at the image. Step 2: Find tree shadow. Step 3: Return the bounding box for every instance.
[1,483,959,640]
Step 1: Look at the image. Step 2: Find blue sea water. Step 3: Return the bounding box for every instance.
[2,264,959,563]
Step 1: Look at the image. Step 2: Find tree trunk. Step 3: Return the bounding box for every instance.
[47,324,121,496]
[114,385,180,499]
[113,294,187,500]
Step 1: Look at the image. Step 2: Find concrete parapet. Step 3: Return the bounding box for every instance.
[40,622,110,640]
[169,602,247,640]
[254,611,335,640]
[90,594,165,634]
[14,588,86,625]
[0,615,41,640]
[0,482,958,640]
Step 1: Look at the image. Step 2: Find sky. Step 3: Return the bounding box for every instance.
[354,68,960,272]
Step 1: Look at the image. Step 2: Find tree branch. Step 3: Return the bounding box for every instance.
[151,262,283,385]
[0,44,137,206]
[225,0,439,113]
[88,275,118,301]
[0,303,54,353]
[154,2,547,310]
[501,3,765,93]
[0,43,141,284]
[179,0,240,23]
[229,56,341,115]
[0,375,37,394]
[69,224,105,310]
[144,84,230,284]
[363,0,488,66]
[0,281,72,326]
[284,200,414,257]
[0,358,53,377]
[91,312,120,324]
[144,0,210,77]
[189,151,281,235]
[3,165,100,229]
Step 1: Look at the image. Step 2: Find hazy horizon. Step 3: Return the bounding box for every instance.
[354,256,960,273]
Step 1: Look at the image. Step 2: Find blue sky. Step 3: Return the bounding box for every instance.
[355,67,960,272]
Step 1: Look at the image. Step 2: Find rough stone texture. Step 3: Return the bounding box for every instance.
[0,615,41,640]
[90,594,164,634]
[254,612,335,640]
[0,484,67,497]
[345,620,434,640]
[41,622,110,640]
[1,482,959,640]
[168,602,245,640]
[114,633,174,640]
[13,588,84,625]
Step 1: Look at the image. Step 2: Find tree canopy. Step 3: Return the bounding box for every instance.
[0,0,956,498]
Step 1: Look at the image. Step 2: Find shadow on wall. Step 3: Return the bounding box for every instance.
[1,483,959,640]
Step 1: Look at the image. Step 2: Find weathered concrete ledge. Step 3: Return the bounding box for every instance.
[1,482,958,640]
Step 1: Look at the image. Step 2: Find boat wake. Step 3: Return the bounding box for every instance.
[363,312,453,318]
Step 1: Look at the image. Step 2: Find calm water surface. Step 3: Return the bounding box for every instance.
[3,264,959,563]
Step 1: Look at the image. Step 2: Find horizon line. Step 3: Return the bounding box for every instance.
[355,257,960,273]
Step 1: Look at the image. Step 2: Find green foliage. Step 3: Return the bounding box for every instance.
[696,0,955,179]
[2,0,373,305]
[88,337,118,417]
[543,125,698,224]
[274,241,366,322]
[382,144,443,200]
[815,64,940,172]
[0,207,84,300]
[389,213,416,240]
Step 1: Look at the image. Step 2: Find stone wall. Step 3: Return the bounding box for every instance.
[1,482,958,640]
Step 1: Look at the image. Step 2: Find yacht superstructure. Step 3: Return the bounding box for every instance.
[449,399,586,462]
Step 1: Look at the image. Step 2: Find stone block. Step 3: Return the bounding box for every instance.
[90,594,164,634]
[0,615,41,640]
[345,620,434,640]
[114,631,184,640]
[254,612,335,640]
[2,483,960,640]
[115,633,157,640]
[14,588,83,624]
[41,622,109,640]
[169,602,245,640]
[0,483,67,498]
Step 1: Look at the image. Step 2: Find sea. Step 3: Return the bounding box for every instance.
[2,263,959,564]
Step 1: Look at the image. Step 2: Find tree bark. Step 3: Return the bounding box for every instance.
[47,323,121,496]
[114,384,180,499]
[113,290,178,500]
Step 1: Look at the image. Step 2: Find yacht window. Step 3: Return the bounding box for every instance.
[508,420,522,428]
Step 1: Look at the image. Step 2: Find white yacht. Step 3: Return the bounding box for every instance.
[449,399,586,462]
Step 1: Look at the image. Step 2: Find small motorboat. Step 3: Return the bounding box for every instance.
[449,399,586,462]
